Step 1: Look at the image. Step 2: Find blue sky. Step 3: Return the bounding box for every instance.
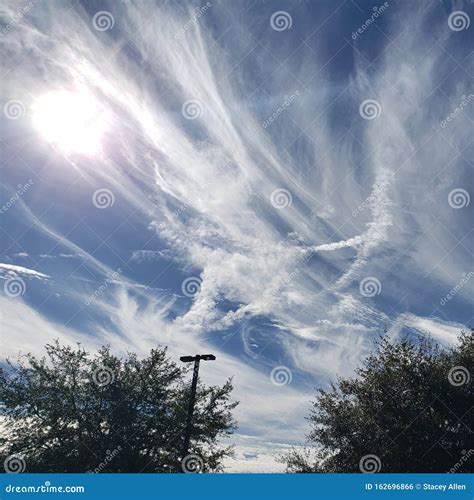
[0,0,473,471]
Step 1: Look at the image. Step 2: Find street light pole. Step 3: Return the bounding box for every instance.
[179,354,216,468]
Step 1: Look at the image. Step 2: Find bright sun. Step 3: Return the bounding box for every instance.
[32,90,108,155]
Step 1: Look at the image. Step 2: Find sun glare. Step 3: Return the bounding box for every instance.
[32,90,108,155]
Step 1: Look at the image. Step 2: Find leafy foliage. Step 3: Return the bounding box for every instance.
[0,341,237,473]
[284,330,473,473]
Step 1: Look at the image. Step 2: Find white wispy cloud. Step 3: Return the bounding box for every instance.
[0,263,49,279]
[391,313,466,347]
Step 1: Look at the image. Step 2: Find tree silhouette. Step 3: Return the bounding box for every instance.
[0,341,237,473]
[284,330,473,473]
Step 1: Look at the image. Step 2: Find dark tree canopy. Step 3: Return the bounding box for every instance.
[0,341,237,473]
[284,330,473,473]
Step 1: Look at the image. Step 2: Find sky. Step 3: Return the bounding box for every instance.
[0,0,473,472]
